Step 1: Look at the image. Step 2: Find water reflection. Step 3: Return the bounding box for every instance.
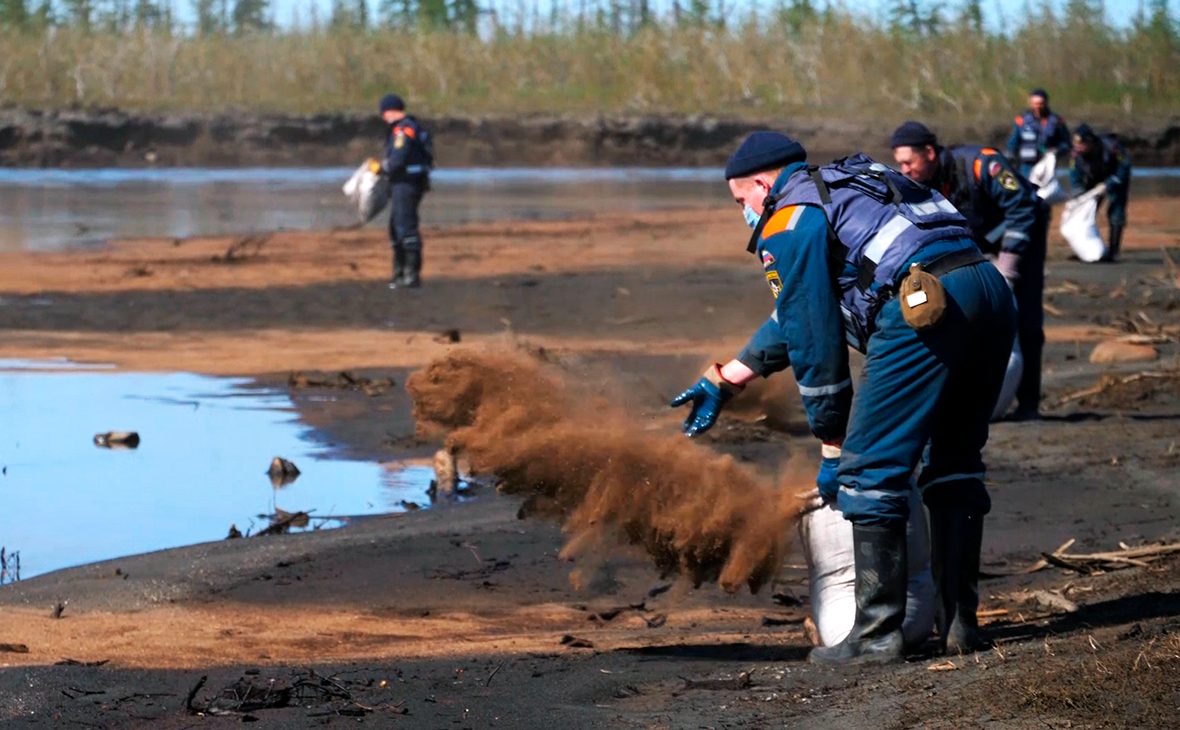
[0,361,435,580]
[2,166,1178,253]
[0,167,725,252]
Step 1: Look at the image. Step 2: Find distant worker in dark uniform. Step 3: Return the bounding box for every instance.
[1070,124,1132,262]
[671,132,1015,665]
[892,122,1047,421]
[1006,88,1070,177]
[371,93,434,289]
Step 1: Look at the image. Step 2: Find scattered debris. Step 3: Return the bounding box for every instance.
[55,658,110,667]
[288,370,396,397]
[647,583,673,598]
[213,233,270,264]
[226,524,243,539]
[0,643,29,653]
[51,600,67,619]
[485,660,505,687]
[1011,590,1080,614]
[1031,540,1180,575]
[760,614,805,627]
[186,670,405,719]
[680,671,753,691]
[643,613,668,629]
[255,508,311,536]
[433,328,462,344]
[124,265,152,278]
[430,447,459,499]
[927,660,959,672]
[771,589,804,607]
[93,431,140,449]
[1090,338,1160,364]
[803,616,820,646]
[560,635,594,648]
[1052,370,1180,407]
[267,457,301,488]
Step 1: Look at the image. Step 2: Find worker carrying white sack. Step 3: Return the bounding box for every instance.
[799,481,935,648]
[1059,182,1107,263]
[1027,151,1069,206]
[342,160,391,224]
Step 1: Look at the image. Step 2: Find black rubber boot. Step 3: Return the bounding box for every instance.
[403,249,422,288]
[930,508,986,654]
[809,522,907,666]
[389,247,406,289]
[1107,224,1124,262]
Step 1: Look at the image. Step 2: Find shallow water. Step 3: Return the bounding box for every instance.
[0,360,438,581]
[6,166,1175,252]
[0,167,724,252]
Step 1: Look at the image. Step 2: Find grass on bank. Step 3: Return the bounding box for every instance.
[0,7,1178,119]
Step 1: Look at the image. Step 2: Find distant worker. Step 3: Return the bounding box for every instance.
[891,122,1047,421]
[1007,88,1070,177]
[671,132,1016,665]
[371,94,434,289]
[1070,124,1131,262]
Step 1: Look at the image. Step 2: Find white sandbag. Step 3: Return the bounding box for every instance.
[342,161,391,224]
[991,332,1023,421]
[1028,152,1068,206]
[1060,191,1106,263]
[798,484,935,648]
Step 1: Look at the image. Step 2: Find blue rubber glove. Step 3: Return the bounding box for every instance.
[670,364,742,438]
[816,443,842,503]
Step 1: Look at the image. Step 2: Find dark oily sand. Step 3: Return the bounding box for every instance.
[1,215,1180,729]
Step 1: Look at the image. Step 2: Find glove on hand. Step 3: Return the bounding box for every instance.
[816,442,842,502]
[996,251,1021,289]
[367,158,383,175]
[670,364,742,437]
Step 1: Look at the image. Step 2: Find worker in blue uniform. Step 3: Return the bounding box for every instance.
[671,132,1016,664]
[1070,124,1132,262]
[1006,88,1071,177]
[371,93,434,288]
[891,121,1047,421]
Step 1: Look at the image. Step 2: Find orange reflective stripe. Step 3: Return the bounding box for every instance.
[974,159,982,181]
[761,205,803,239]
[401,126,416,138]
[981,148,998,156]
[1014,116,1023,125]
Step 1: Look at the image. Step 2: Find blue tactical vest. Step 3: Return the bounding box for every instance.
[765,154,974,349]
[1016,111,1064,165]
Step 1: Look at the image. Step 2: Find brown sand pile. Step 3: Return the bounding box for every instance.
[406,349,807,594]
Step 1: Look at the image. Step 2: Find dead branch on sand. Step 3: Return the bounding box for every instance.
[1051,370,1180,407]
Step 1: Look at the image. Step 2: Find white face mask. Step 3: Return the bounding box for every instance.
[743,204,761,229]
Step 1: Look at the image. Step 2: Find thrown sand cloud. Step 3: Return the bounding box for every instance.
[406,349,806,594]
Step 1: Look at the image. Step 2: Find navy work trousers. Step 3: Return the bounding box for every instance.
[836,259,1017,525]
[389,180,426,253]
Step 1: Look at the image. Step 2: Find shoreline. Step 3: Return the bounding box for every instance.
[4,109,1180,169]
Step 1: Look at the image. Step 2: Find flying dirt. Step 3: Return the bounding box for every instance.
[406,349,809,594]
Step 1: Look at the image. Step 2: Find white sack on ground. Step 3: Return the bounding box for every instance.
[343,162,391,224]
[1029,152,1068,206]
[799,484,935,648]
[991,332,1024,421]
[1060,192,1107,263]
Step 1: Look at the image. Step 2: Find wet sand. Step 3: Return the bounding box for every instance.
[1,199,1179,728]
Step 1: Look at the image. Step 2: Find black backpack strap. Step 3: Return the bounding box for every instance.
[808,167,832,205]
[746,192,780,254]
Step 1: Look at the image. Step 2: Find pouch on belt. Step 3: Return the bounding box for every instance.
[899,262,947,331]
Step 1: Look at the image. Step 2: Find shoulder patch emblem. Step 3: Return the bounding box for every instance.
[988,160,1001,177]
[766,271,783,299]
[761,250,775,269]
[394,133,405,149]
[998,170,1019,191]
[761,205,804,239]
